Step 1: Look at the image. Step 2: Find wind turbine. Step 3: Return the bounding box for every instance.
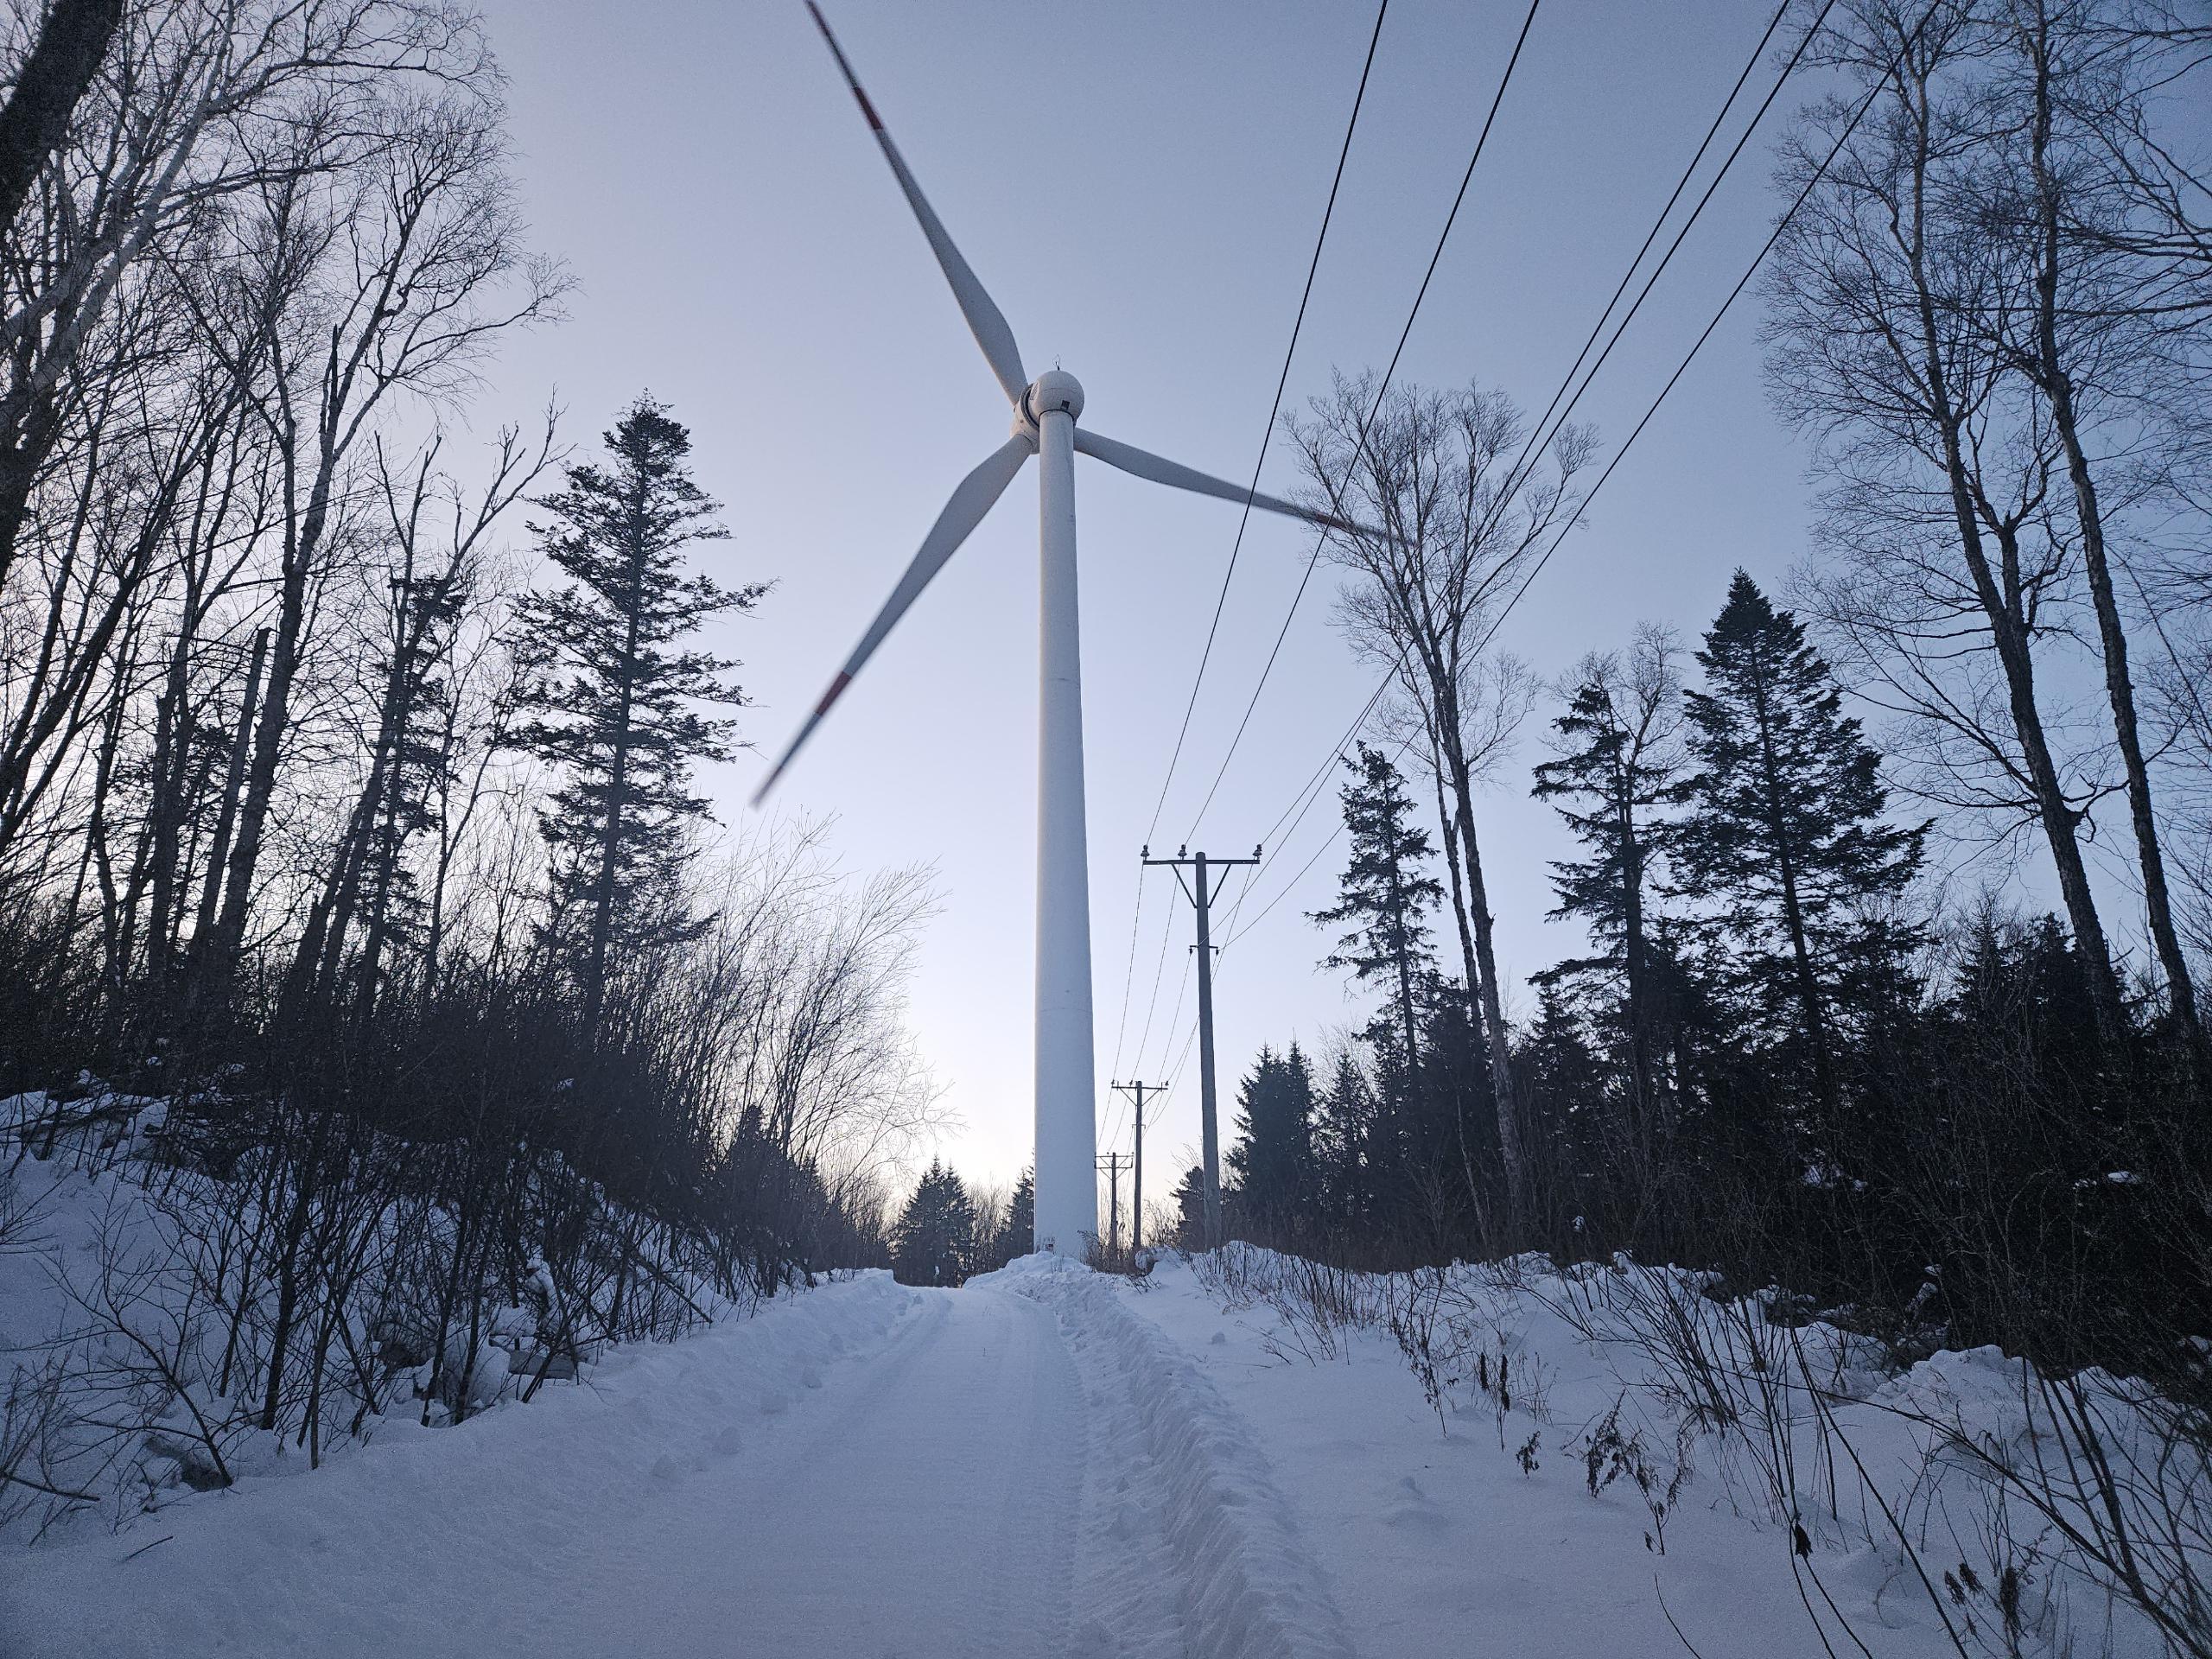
[757,3,1360,1257]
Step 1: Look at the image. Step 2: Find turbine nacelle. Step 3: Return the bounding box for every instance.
[1012,371,1084,448]
[1023,369,1085,425]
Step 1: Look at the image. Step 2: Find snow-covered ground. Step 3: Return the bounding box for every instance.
[5,1233,2194,1656]
[1001,1254,1968,1659]
[1086,1253,1958,1659]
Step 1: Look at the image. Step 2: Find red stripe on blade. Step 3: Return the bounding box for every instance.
[815,671,853,716]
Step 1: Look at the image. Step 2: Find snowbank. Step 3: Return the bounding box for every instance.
[2,1268,918,1656]
[1,1086,773,1548]
[1116,1244,2201,1659]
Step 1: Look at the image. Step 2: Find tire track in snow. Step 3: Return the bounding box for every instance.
[979,1260,1359,1659]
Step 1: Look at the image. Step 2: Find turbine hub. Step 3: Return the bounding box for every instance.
[1024,369,1084,424]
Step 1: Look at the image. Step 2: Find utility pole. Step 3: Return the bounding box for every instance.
[1097,1152,1123,1256]
[1112,1080,1165,1252]
[1142,844,1260,1249]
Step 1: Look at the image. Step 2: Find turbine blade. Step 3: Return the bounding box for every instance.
[805,3,1028,406]
[753,435,1033,804]
[1073,428,1369,535]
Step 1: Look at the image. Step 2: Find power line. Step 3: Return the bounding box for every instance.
[1160,1018,1202,1096]
[1200,0,1829,861]
[1184,0,1546,844]
[1133,4,1950,1179]
[1144,847,1261,1248]
[1479,0,1802,544]
[1106,863,1151,1080]
[1438,0,1841,639]
[1141,941,1194,1082]
[1183,0,1821,902]
[1138,0,1694,1071]
[1207,0,1935,958]
[1111,1,1392,1113]
[1208,0,1828,940]
[1147,804,1305,1129]
[1138,684,1370,1073]
[1143,0,1391,849]
[1129,877,1188,1086]
[1189,663,1395,957]
[1223,766,1371,947]
[1259,676,1393,854]
[1460,0,1925,667]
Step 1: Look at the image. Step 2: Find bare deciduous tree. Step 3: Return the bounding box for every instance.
[1292,373,1592,1217]
[1768,0,2133,1040]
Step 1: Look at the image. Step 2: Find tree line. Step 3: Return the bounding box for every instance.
[1207,0,2212,1378]
[0,0,938,1516]
[885,1160,1033,1287]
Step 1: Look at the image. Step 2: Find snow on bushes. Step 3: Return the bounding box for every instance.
[1167,1242,2210,1659]
[0,1086,779,1546]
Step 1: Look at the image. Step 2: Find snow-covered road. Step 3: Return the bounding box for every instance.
[4,1250,1983,1658]
[3,1261,1345,1659]
[536,1286,1087,1656]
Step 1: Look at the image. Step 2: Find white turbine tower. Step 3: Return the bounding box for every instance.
[757,4,1361,1257]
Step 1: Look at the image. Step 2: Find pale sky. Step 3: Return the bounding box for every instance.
[461,0,2101,1198]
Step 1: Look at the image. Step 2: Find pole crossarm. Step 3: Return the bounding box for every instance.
[1138,848,1260,1249]
[1110,1079,1167,1254]
[1097,1152,1125,1258]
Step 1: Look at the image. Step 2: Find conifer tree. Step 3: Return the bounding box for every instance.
[1172,1166,1207,1250]
[1310,744,1445,1070]
[1675,572,1925,1116]
[512,396,766,1040]
[1313,1049,1376,1229]
[1515,986,1612,1212]
[1227,1043,1319,1239]
[995,1166,1035,1261]
[892,1160,976,1287]
[1414,972,1499,1236]
[1530,627,1689,1126]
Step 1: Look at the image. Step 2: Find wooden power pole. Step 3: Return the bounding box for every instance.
[1097,1152,1123,1256]
[1112,1079,1165,1252]
[1142,845,1259,1250]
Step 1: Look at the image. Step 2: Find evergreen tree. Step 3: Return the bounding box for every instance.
[283,555,474,1028]
[1514,986,1613,1223]
[1309,743,1445,1070]
[892,1160,976,1287]
[1530,629,1689,1126]
[995,1166,1035,1262]
[1675,573,1925,1116]
[1171,1165,1207,1250]
[1313,1048,1376,1229]
[1226,1043,1320,1239]
[512,396,766,1039]
[1414,973,1498,1241]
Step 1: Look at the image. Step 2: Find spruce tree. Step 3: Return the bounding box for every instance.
[1530,630,1689,1128]
[1226,1043,1319,1239]
[892,1160,976,1287]
[1309,743,1445,1069]
[995,1166,1035,1262]
[1675,572,1925,1117]
[1313,1049,1375,1229]
[1414,971,1499,1243]
[1516,986,1612,1216]
[512,396,765,1039]
[1171,1166,1207,1249]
